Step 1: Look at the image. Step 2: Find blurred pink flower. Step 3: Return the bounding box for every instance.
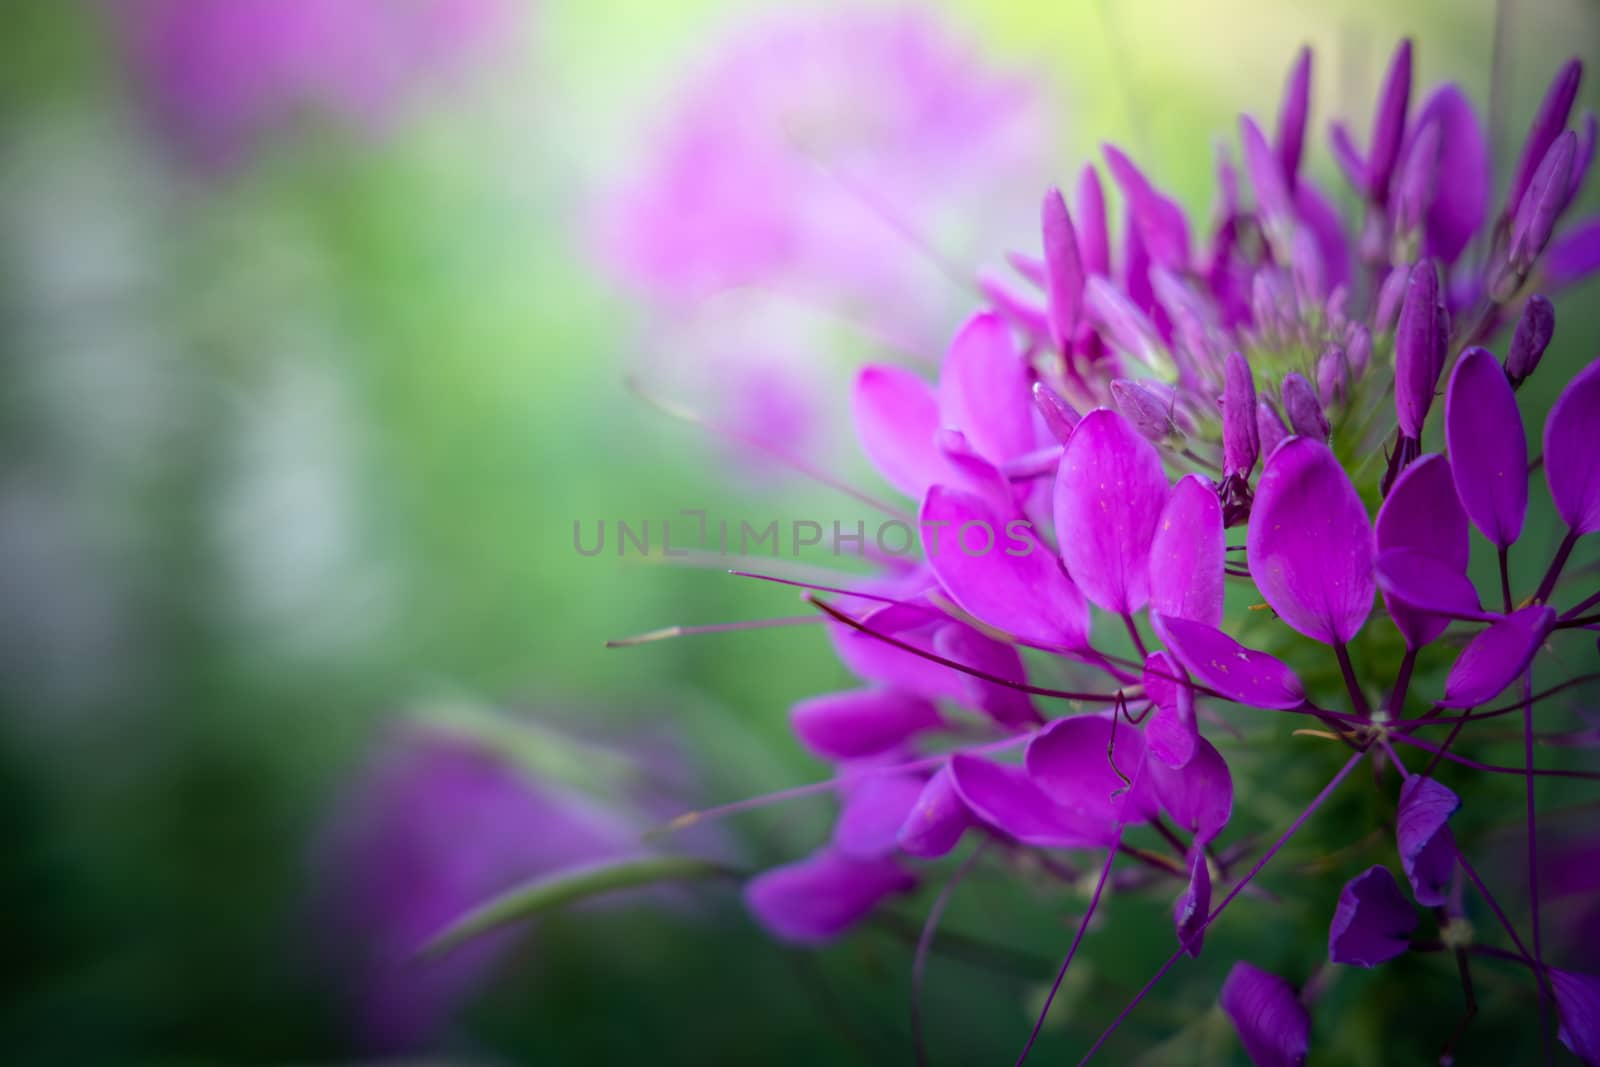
[313,717,691,1054]
[598,6,1052,457]
[112,0,511,169]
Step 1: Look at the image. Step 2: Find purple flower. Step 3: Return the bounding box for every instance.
[1552,969,1600,1065]
[314,720,660,1053]
[613,36,1600,1065]
[114,0,509,169]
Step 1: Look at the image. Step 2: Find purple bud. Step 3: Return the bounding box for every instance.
[1275,47,1313,187]
[1076,165,1110,277]
[1344,322,1373,379]
[1506,294,1555,387]
[1223,352,1260,477]
[1257,399,1289,460]
[1507,58,1583,220]
[1032,381,1080,443]
[1390,118,1440,245]
[1241,113,1292,241]
[1281,372,1330,439]
[1111,378,1179,443]
[1289,228,1326,301]
[1367,39,1413,203]
[1042,187,1085,352]
[1510,130,1578,274]
[1373,265,1410,333]
[1316,343,1348,406]
[1174,848,1211,957]
[1394,260,1444,438]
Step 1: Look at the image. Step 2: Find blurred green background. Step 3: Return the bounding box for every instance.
[1,0,1596,1063]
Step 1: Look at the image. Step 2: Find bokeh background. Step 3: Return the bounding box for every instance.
[1,0,1597,1063]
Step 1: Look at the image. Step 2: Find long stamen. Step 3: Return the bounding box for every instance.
[1388,733,1600,780]
[913,844,988,1067]
[626,375,914,521]
[807,594,1125,702]
[648,733,1033,837]
[605,616,822,647]
[1017,829,1123,1066]
[1076,752,1365,1064]
[1521,672,1553,1062]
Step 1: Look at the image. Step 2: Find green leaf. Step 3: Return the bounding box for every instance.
[417,856,734,960]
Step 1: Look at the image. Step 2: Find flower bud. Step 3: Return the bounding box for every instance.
[1223,352,1260,477]
[1390,118,1439,254]
[1257,399,1289,459]
[1317,343,1349,406]
[1506,294,1555,388]
[1373,265,1410,333]
[1366,39,1413,203]
[1394,260,1445,438]
[1507,58,1582,220]
[1344,322,1373,380]
[1032,381,1080,443]
[1510,130,1577,275]
[1111,378,1180,444]
[1282,372,1331,439]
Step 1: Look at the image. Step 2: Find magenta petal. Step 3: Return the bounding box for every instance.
[1149,473,1225,627]
[934,429,1013,514]
[1375,454,1471,648]
[930,622,1041,728]
[922,485,1089,651]
[1221,961,1311,1067]
[1414,85,1489,264]
[853,364,939,498]
[745,849,916,944]
[1055,408,1170,614]
[897,765,974,859]
[1145,736,1233,845]
[1374,548,1488,624]
[1394,261,1445,439]
[1174,848,1212,958]
[1446,346,1528,547]
[1440,605,1558,709]
[1551,968,1600,1066]
[938,312,1035,464]
[1396,775,1459,906]
[834,775,926,858]
[1151,613,1307,710]
[791,689,942,761]
[1328,865,1416,967]
[1247,437,1376,645]
[948,754,1115,849]
[1544,357,1600,535]
[1025,715,1156,828]
[1143,650,1197,769]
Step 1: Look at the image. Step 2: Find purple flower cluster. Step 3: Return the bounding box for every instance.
[703,41,1600,1064]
